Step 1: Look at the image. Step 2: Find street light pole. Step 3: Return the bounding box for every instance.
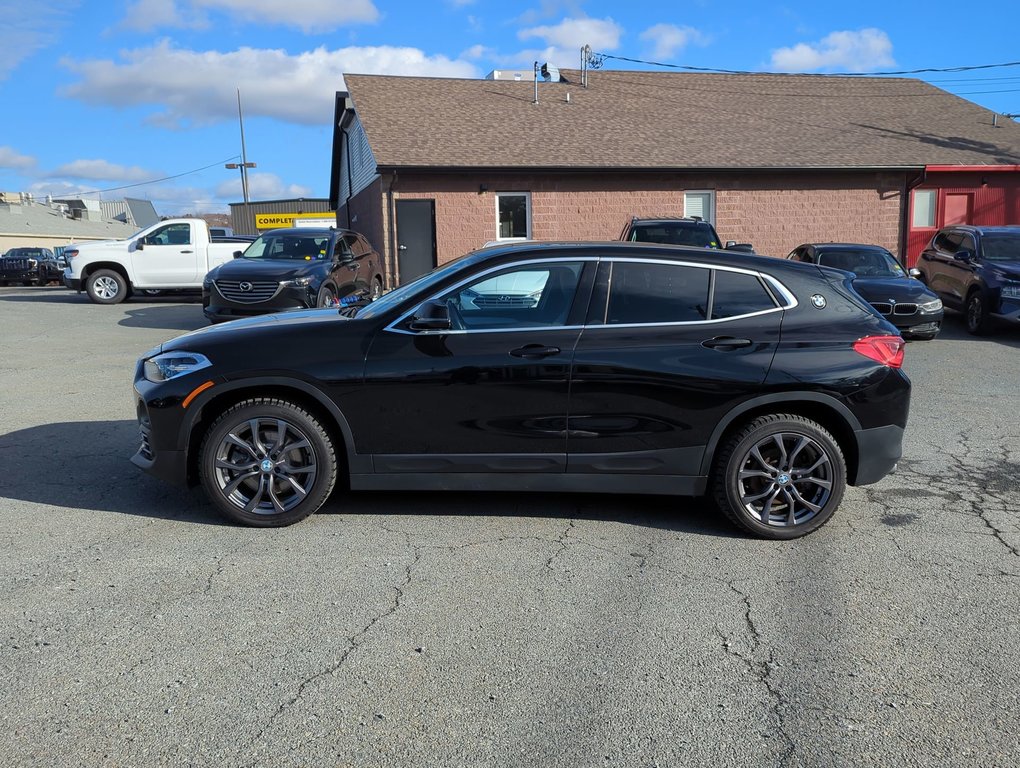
[225,88,256,232]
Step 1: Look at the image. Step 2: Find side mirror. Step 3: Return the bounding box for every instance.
[233,250,243,259]
[908,268,922,278]
[409,299,452,331]
[134,240,144,251]
[953,249,973,262]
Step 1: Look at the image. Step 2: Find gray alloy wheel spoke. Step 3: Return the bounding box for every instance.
[248,419,268,456]
[790,485,822,514]
[279,463,314,475]
[266,478,287,514]
[243,475,269,513]
[750,446,778,472]
[739,469,773,481]
[782,488,798,524]
[787,436,810,467]
[222,469,259,497]
[225,432,258,458]
[759,487,782,521]
[743,484,778,503]
[772,434,789,467]
[216,457,258,473]
[274,420,290,450]
[798,454,830,476]
[277,437,311,456]
[799,476,832,490]
[278,473,309,498]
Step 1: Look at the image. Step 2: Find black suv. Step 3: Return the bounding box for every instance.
[787,243,943,340]
[0,247,64,286]
[621,217,754,252]
[134,242,910,540]
[916,225,1020,335]
[202,227,383,323]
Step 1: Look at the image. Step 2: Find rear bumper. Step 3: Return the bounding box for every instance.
[852,424,904,485]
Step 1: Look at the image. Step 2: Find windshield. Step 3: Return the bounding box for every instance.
[981,234,1020,262]
[629,224,718,248]
[355,252,476,320]
[818,248,904,277]
[242,233,332,261]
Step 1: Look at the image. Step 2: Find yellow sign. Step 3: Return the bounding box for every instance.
[254,212,336,229]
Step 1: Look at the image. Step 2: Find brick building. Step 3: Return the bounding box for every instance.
[330,69,1020,286]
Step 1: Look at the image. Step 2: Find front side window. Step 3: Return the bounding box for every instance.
[495,192,531,240]
[144,223,191,246]
[606,262,710,324]
[443,261,583,330]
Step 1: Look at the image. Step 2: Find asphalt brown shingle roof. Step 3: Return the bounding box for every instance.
[344,69,1020,170]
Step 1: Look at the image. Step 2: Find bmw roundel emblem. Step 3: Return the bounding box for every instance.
[810,294,827,309]
[239,281,253,292]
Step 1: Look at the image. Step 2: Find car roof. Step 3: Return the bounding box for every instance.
[630,218,714,227]
[945,225,1020,235]
[801,243,891,251]
[260,227,341,236]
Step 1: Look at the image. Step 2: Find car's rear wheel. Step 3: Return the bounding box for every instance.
[199,398,337,527]
[712,414,846,539]
[370,277,383,300]
[965,291,992,335]
[86,269,128,304]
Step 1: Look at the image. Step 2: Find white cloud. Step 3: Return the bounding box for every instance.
[60,41,480,128]
[639,24,707,60]
[516,16,622,69]
[771,28,895,73]
[0,1,75,79]
[215,172,312,201]
[120,0,209,32]
[121,0,377,33]
[0,146,37,171]
[48,159,157,182]
[461,44,494,60]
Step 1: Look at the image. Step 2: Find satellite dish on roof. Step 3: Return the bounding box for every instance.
[540,63,560,82]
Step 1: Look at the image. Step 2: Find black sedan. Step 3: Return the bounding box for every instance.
[202,227,383,323]
[787,243,943,340]
[134,241,910,540]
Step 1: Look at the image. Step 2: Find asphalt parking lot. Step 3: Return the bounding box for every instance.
[1,285,1019,767]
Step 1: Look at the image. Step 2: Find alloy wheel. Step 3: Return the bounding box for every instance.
[735,432,834,527]
[93,276,120,300]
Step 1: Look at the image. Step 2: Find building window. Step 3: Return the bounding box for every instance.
[912,189,936,227]
[684,190,715,225]
[495,192,531,240]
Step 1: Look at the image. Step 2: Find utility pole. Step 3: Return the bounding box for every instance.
[225,88,256,232]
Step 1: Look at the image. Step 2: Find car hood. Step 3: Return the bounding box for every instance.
[207,258,328,282]
[160,308,350,353]
[988,262,1020,281]
[851,276,936,303]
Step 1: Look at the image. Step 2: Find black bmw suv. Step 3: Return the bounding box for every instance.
[202,227,383,323]
[134,241,910,540]
[916,225,1020,335]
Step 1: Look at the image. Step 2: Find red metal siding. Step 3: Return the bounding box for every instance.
[906,171,1020,266]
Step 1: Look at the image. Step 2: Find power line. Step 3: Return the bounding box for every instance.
[59,154,241,197]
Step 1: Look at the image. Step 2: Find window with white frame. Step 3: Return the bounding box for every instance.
[912,189,936,228]
[684,190,715,225]
[495,192,531,240]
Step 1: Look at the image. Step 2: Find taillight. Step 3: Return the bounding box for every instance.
[853,335,904,368]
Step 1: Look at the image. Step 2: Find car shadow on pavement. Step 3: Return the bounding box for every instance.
[0,288,89,304]
[932,312,1020,348]
[120,305,207,331]
[0,420,738,537]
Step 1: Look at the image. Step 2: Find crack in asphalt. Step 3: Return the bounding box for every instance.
[240,541,423,768]
[715,581,796,768]
[543,518,577,574]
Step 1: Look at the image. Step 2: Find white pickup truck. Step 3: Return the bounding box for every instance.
[64,218,250,304]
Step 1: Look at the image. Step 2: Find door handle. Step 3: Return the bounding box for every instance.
[509,344,561,359]
[702,336,753,350]
[398,244,408,251]
[347,263,359,271]
[181,249,194,254]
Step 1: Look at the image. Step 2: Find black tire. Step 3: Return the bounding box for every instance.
[199,398,337,527]
[712,414,846,540]
[23,280,35,287]
[316,284,339,308]
[86,269,128,305]
[370,276,383,301]
[965,291,992,336]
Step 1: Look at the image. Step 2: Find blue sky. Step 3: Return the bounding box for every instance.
[2,0,1019,215]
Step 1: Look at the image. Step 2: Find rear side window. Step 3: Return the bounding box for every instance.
[606,262,710,324]
[711,270,777,319]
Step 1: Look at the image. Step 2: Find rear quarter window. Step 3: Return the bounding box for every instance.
[711,270,777,319]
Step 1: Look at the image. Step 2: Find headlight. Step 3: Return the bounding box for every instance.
[281,277,313,287]
[1001,282,1020,300]
[143,351,212,382]
[65,249,79,260]
[918,298,943,312]
[28,259,37,268]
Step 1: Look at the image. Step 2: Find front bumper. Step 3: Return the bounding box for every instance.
[0,268,37,282]
[202,283,314,322]
[991,295,1020,325]
[64,274,83,291]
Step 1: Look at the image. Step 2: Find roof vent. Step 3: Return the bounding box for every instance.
[540,63,561,82]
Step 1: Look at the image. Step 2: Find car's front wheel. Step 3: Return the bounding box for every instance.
[199,398,338,527]
[965,291,993,335]
[712,414,846,539]
[316,284,339,308]
[86,269,128,304]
